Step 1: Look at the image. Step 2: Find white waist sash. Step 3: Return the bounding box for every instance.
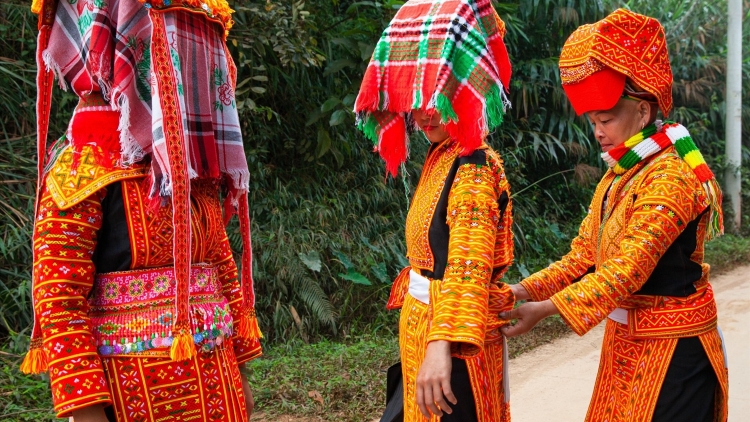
[608,307,628,325]
[409,270,430,304]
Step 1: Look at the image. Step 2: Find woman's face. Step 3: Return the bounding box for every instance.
[412,109,450,143]
[587,98,654,153]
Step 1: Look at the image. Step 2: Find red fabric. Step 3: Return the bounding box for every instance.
[562,67,625,115]
[103,344,249,422]
[70,107,121,168]
[559,9,673,115]
[31,169,261,416]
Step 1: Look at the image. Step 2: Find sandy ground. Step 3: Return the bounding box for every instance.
[252,265,749,421]
[509,264,750,422]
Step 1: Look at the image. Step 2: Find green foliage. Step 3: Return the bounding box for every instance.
[704,234,750,274]
[1,0,749,347]
[247,336,399,420]
[0,349,58,421]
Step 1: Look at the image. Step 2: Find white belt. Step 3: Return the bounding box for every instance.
[608,307,628,325]
[408,270,430,304]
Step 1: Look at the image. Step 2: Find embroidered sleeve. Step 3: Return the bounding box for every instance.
[519,204,597,301]
[550,160,705,335]
[32,183,112,417]
[206,230,262,364]
[426,162,500,354]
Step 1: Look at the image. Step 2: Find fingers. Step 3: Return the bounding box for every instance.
[416,381,431,418]
[499,309,513,320]
[417,377,455,417]
[430,381,451,416]
[442,377,457,406]
[501,322,525,338]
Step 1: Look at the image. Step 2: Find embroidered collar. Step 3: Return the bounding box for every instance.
[601,120,724,239]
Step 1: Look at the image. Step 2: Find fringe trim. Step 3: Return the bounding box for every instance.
[225,168,250,192]
[113,93,146,166]
[704,179,724,240]
[42,50,68,91]
[169,326,197,362]
[19,338,48,375]
[235,308,263,340]
[31,0,43,14]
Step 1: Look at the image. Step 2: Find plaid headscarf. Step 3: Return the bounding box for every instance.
[355,0,512,176]
[43,0,246,197]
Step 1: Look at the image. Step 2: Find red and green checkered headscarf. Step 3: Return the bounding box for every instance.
[355,0,512,176]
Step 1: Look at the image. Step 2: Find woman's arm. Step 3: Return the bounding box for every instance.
[517,200,598,302]
[417,157,504,418]
[32,183,113,418]
[425,160,502,353]
[505,159,705,337]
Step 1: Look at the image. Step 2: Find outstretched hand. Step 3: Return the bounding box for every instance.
[500,300,558,338]
[509,283,531,301]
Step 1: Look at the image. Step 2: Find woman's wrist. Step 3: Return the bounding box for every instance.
[540,300,559,317]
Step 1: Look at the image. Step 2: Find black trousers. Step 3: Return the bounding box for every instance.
[381,358,478,422]
[441,358,478,422]
[651,336,718,422]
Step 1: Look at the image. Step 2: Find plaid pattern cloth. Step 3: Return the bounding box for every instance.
[31,0,257,366]
[355,0,512,176]
[44,0,248,194]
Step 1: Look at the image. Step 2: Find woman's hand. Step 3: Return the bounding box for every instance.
[70,404,107,422]
[240,367,255,416]
[500,300,558,338]
[416,340,456,418]
[510,283,531,301]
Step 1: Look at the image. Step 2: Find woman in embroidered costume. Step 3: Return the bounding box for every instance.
[355,1,515,420]
[501,9,728,422]
[22,0,262,421]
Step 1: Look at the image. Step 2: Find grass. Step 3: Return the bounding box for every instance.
[3,233,746,422]
[704,234,750,275]
[0,352,58,422]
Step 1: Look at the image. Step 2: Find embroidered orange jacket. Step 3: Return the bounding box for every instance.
[389,139,515,354]
[520,147,715,336]
[32,146,261,416]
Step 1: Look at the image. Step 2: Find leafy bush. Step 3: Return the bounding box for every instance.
[1,0,748,346]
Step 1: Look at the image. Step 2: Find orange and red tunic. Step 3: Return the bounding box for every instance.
[520,147,728,422]
[388,138,515,422]
[32,145,261,419]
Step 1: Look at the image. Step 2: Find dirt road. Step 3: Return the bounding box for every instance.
[509,264,750,422]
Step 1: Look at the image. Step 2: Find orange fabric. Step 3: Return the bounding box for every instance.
[559,9,673,115]
[396,140,514,421]
[520,147,727,421]
[30,149,260,417]
[521,147,710,333]
[586,320,678,422]
[426,159,513,352]
[586,321,727,422]
[399,294,510,422]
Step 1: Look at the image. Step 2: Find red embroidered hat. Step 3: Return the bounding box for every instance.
[559,8,673,116]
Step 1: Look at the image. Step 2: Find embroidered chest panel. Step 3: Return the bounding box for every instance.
[46,146,147,210]
[405,142,461,271]
[594,152,686,267]
[122,178,227,268]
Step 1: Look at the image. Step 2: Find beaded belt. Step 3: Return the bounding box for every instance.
[88,265,233,357]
